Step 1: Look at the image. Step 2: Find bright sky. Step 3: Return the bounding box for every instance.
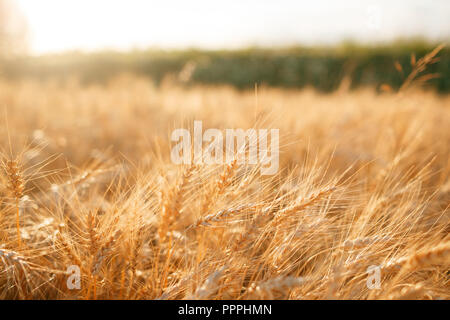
[15,0,450,54]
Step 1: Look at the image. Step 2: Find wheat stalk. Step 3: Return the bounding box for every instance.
[3,158,25,248]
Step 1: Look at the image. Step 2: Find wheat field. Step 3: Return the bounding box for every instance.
[0,66,449,299]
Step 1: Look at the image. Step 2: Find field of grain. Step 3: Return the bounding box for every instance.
[0,71,449,299]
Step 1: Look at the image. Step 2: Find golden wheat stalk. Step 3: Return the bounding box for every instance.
[4,158,25,248]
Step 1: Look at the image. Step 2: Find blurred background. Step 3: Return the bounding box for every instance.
[1,0,449,92]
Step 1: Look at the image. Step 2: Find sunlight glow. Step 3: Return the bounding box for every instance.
[15,0,450,54]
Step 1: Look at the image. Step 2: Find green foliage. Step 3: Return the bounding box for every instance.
[1,41,449,92]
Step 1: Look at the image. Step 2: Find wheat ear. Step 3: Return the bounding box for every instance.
[248,276,310,299]
[5,158,25,248]
[188,203,258,229]
[272,185,336,221]
[388,283,426,300]
[404,242,450,270]
[187,267,226,299]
